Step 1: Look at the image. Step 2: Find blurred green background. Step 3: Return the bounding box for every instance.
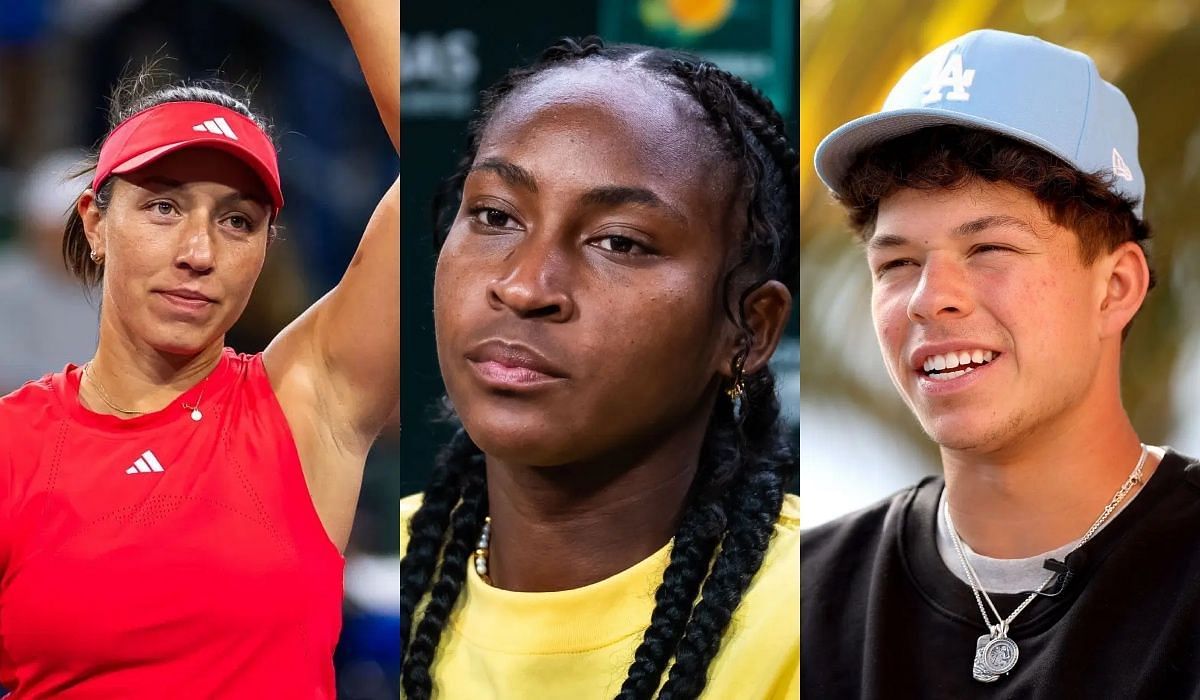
[799,0,1200,524]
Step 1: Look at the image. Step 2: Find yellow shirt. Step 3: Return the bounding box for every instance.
[400,493,799,699]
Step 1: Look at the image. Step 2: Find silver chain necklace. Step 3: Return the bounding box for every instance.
[946,443,1149,683]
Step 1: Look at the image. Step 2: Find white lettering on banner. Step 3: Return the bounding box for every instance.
[401,30,480,119]
[921,52,975,105]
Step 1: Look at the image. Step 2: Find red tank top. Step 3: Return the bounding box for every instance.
[0,349,343,698]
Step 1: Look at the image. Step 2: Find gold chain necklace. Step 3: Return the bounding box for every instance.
[82,362,145,416]
[81,362,208,421]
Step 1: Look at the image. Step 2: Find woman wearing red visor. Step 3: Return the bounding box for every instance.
[0,1,396,697]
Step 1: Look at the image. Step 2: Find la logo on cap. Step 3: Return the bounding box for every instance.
[922,50,975,105]
[192,116,239,140]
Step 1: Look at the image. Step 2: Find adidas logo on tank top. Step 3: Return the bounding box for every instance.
[125,450,166,475]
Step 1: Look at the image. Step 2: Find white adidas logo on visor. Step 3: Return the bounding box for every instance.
[192,117,238,140]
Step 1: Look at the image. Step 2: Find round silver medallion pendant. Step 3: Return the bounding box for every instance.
[190,409,202,422]
[983,635,1019,675]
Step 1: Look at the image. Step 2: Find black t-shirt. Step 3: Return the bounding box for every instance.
[801,450,1200,698]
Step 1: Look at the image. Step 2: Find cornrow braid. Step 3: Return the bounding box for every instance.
[538,34,606,63]
[666,58,799,350]
[402,35,798,699]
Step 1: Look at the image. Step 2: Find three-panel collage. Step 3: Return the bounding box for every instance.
[1,0,1197,698]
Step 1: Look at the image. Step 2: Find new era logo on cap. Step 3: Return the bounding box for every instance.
[192,117,239,140]
[1112,148,1134,181]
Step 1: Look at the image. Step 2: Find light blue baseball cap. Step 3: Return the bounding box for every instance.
[814,29,1145,218]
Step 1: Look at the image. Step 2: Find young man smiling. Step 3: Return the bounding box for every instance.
[802,29,1200,696]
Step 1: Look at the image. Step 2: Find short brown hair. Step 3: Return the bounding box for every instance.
[837,125,1154,291]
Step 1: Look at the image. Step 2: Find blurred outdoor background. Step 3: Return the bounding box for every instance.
[0,1,400,697]
[800,0,1200,526]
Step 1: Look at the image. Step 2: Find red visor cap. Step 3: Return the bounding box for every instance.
[93,101,284,214]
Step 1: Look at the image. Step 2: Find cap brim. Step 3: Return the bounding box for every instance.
[110,137,284,212]
[813,108,1075,198]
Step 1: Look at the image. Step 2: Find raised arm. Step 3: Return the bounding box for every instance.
[265,0,400,481]
[331,0,399,152]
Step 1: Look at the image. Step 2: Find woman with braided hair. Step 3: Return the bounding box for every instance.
[399,37,799,699]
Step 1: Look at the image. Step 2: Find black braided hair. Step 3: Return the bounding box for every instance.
[400,36,798,700]
[657,372,788,699]
[395,428,482,663]
[401,461,488,697]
